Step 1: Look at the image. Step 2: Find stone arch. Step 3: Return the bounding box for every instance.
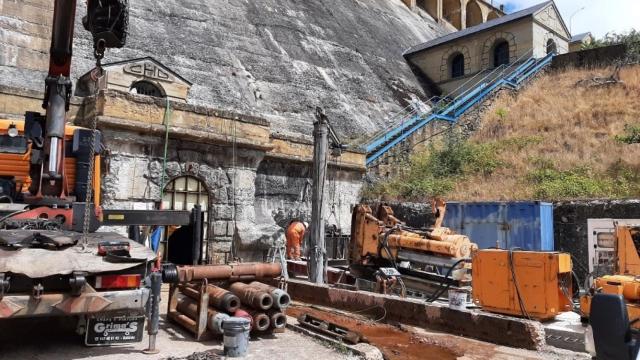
[443,0,462,29]
[130,80,166,98]
[481,31,517,68]
[416,0,438,20]
[440,45,471,81]
[162,175,212,264]
[487,10,499,21]
[542,32,559,56]
[465,0,483,28]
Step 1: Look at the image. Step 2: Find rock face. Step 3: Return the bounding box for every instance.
[1,0,446,141]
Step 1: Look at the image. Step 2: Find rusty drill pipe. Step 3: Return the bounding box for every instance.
[181,284,241,313]
[176,294,230,334]
[237,307,271,332]
[229,282,273,310]
[176,263,282,283]
[247,281,291,310]
[266,309,287,331]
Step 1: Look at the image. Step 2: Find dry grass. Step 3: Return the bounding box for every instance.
[449,64,640,200]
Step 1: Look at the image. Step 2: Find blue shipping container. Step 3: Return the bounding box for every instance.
[443,201,554,251]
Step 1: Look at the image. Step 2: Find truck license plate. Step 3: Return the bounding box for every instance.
[85,315,145,346]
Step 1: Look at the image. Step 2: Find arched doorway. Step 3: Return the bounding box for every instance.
[546,39,557,55]
[493,40,510,67]
[443,0,462,29]
[450,52,465,78]
[465,1,483,28]
[161,176,212,263]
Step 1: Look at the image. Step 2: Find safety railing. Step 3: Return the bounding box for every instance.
[365,50,554,166]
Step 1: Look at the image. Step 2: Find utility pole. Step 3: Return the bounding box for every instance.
[308,107,328,284]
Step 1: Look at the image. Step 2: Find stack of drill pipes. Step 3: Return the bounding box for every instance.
[182,283,241,313]
[175,293,230,334]
[229,282,289,333]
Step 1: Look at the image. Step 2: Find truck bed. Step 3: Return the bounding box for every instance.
[0,231,156,278]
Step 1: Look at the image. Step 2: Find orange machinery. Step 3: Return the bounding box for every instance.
[580,225,640,328]
[0,119,100,204]
[349,201,477,285]
[472,250,574,320]
[0,118,101,229]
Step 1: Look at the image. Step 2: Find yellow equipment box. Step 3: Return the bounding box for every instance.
[472,250,573,320]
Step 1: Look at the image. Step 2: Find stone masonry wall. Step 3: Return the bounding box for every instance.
[0,0,448,142]
[101,128,363,263]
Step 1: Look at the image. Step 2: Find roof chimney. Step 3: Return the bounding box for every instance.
[500,4,505,12]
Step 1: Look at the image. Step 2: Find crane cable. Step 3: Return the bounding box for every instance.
[81,40,106,251]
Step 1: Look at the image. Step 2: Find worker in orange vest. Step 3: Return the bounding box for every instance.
[286,220,307,260]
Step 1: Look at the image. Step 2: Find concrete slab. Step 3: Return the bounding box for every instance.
[0,288,352,360]
[544,312,587,352]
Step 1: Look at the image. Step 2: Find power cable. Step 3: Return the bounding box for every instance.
[508,248,531,320]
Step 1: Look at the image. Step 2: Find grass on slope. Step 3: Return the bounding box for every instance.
[365,64,640,201]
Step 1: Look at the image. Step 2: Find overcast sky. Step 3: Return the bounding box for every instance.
[498,0,640,38]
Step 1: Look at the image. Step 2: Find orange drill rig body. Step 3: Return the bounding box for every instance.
[349,202,477,281]
[581,225,640,328]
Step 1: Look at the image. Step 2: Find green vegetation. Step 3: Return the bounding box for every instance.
[583,29,640,60]
[364,134,541,199]
[615,124,640,144]
[527,160,640,199]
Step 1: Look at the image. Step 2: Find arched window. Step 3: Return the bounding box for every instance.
[130,80,164,97]
[487,10,499,21]
[546,39,557,55]
[443,0,462,29]
[161,176,212,263]
[493,40,510,67]
[465,1,483,28]
[450,53,465,78]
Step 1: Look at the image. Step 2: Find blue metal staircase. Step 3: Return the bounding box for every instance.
[365,52,555,166]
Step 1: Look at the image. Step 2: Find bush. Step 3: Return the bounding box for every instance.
[528,160,640,199]
[583,30,640,61]
[615,124,640,144]
[365,132,503,199]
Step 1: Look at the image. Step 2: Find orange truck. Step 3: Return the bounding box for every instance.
[0,0,167,350]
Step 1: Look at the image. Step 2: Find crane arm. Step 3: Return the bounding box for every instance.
[34,0,128,201]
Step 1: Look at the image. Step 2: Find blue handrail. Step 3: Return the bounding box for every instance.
[365,52,554,165]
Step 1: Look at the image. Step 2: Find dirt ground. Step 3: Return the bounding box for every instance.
[288,304,590,360]
[0,290,352,360]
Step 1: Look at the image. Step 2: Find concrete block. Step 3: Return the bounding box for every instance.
[285,280,547,350]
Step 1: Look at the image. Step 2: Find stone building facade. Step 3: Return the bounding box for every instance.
[404,1,570,96]
[401,0,505,31]
[0,0,458,262]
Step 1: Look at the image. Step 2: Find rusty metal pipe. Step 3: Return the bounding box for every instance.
[176,263,282,282]
[387,233,473,259]
[176,294,229,334]
[247,282,291,309]
[182,284,241,313]
[169,311,198,334]
[266,309,287,331]
[237,307,270,332]
[229,282,273,310]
